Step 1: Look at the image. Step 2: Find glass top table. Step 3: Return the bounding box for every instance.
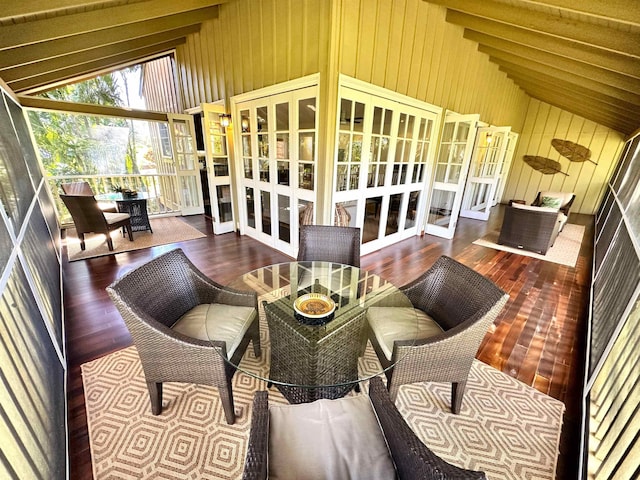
[222,261,417,403]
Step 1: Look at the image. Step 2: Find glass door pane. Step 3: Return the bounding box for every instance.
[202,103,234,234]
[460,126,511,221]
[426,112,479,239]
[234,84,318,256]
[168,114,204,215]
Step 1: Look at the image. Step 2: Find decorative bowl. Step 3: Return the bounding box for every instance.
[293,293,336,319]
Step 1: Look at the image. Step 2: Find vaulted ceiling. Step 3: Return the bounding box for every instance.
[1,0,638,135]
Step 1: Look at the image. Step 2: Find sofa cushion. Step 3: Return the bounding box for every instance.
[171,303,256,357]
[512,202,559,214]
[541,196,562,209]
[539,191,574,207]
[367,306,444,361]
[268,395,395,480]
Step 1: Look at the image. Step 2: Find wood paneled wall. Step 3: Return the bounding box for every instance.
[502,99,626,215]
[175,0,332,109]
[175,0,528,129]
[337,0,529,131]
[141,55,183,113]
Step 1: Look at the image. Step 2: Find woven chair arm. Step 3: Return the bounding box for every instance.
[369,376,487,479]
[191,272,257,308]
[242,391,269,480]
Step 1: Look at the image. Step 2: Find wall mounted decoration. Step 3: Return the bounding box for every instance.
[523,155,569,176]
[551,139,596,165]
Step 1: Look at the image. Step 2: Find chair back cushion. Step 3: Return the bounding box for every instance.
[511,202,560,214]
[172,303,256,358]
[268,395,395,480]
[367,307,443,360]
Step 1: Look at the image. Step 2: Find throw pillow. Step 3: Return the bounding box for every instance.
[541,196,562,209]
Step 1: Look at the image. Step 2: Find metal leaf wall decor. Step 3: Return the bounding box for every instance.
[551,138,596,165]
[523,155,569,176]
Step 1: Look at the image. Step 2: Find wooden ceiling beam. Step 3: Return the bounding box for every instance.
[504,74,640,122]
[0,7,217,70]
[0,26,200,82]
[17,94,168,122]
[523,91,637,134]
[0,0,221,50]
[478,44,640,94]
[493,58,640,104]
[463,30,640,79]
[512,0,640,26]
[500,68,640,115]
[8,39,185,93]
[443,6,640,57]
[0,1,147,22]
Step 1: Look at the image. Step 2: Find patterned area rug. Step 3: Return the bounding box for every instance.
[82,344,564,479]
[473,223,585,267]
[65,217,205,261]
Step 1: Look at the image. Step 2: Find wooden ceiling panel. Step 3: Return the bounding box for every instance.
[431,0,640,134]
[0,7,218,71]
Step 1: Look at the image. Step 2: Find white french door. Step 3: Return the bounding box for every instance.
[202,103,234,233]
[460,126,511,221]
[233,84,318,256]
[334,83,441,255]
[425,112,479,239]
[492,131,519,206]
[167,114,204,215]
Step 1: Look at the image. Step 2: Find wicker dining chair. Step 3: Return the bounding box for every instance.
[367,256,509,413]
[60,194,133,251]
[242,376,487,480]
[106,248,261,424]
[61,181,117,212]
[297,225,361,267]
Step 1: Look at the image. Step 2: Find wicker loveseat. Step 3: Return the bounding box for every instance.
[498,203,564,255]
[242,376,486,480]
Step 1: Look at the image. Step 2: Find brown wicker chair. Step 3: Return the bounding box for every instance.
[61,181,117,212]
[60,194,133,251]
[297,225,361,267]
[497,204,562,254]
[367,256,508,413]
[106,248,261,424]
[242,376,487,480]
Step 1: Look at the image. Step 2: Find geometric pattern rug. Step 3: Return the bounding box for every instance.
[82,344,564,479]
[65,216,206,262]
[473,223,585,268]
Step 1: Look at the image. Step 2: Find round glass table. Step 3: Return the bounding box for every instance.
[222,261,417,404]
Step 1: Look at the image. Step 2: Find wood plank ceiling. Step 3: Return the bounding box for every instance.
[428,0,640,135]
[1,0,638,135]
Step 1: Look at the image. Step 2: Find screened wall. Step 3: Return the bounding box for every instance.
[0,88,67,478]
[585,130,640,479]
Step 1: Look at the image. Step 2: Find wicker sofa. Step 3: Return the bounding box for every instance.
[498,203,564,255]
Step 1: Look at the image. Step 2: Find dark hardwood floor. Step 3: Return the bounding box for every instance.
[64,205,592,479]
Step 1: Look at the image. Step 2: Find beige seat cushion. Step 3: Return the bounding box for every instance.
[512,202,559,214]
[171,304,256,358]
[367,306,444,361]
[104,212,130,224]
[268,395,395,480]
